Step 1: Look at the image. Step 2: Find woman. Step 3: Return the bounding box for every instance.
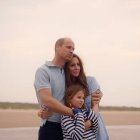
[39,54,109,140]
[64,54,100,111]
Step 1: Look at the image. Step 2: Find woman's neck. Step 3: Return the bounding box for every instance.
[71,76,78,83]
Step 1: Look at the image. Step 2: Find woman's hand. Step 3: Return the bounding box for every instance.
[91,89,103,105]
[38,109,53,119]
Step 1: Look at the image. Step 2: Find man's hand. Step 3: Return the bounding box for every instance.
[91,89,103,105]
[72,108,81,115]
[38,109,53,119]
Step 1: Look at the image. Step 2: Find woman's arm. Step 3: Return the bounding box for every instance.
[91,89,103,106]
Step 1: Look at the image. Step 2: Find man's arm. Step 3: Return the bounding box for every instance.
[38,88,73,116]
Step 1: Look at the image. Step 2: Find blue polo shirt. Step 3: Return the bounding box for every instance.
[34,61,65,124]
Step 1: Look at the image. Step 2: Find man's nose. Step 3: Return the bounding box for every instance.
[70,49,74,53]
[70,47,74,52]
[69,50,74,56]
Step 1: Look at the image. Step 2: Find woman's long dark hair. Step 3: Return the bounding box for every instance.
[64,54,89,97]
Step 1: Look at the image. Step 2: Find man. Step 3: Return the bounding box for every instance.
[34,37,102,140]
[34,37,75,140]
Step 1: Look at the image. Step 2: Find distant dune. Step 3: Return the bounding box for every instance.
[0,102,39,110]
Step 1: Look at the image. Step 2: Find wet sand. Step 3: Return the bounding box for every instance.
[0,109,140,128]
[0,126,140,140]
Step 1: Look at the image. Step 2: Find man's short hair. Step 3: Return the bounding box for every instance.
[55,38,66,49]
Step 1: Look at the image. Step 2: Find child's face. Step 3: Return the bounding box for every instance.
[69,90,85,108]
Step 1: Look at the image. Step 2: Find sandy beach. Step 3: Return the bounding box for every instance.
[0,109,140,140]
[0,109,140,128]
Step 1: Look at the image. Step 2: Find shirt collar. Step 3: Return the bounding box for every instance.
[45,61,64,74]
[45,61,56,67]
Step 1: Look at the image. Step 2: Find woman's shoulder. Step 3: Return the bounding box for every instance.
[86,76,97,83]
[86,76,100,92]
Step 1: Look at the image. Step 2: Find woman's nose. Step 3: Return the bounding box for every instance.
[75,65,79,69]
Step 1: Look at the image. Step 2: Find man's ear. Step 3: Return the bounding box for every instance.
[56,45,61,50]
[55,45,59,52]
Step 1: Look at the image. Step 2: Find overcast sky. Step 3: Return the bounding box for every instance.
[0,0,140,107]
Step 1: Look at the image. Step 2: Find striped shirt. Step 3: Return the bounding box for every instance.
[61,109,98,140]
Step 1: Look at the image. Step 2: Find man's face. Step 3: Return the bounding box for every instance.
[57,39,75,61]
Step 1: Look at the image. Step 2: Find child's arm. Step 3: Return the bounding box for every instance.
[61,112,85,140]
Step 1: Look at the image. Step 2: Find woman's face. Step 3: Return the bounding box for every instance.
[68,57,80,77]
[69,90,85,108]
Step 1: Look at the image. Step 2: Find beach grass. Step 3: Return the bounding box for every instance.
[0,102,39,110]
[0,102,139,111]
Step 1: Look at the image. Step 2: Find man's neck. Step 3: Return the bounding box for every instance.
[52,57,65,68]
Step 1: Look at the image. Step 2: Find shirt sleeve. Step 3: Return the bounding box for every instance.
[61,113,85,140]
[34,67,51,92]
[87,76,100,93]
[85,76,100,109]
[87,109,98,134]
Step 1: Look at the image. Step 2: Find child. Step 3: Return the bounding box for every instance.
[61,84,98,140]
